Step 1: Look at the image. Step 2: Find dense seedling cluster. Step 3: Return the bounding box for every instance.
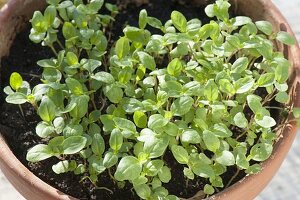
[4,0,297,199]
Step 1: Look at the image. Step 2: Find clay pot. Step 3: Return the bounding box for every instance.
[0,0,299,200]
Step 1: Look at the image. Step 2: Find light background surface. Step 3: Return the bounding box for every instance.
[0,0,300,199]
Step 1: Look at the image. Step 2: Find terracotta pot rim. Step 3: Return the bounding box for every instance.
[0,0,299,200]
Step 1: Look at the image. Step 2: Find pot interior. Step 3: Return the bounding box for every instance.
[0,0,298,200]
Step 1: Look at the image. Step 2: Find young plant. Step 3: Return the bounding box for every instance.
[4,0,297,199]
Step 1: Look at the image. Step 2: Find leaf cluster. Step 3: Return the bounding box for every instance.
[4,0,297,199]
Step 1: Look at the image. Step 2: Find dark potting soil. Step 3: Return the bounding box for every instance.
[0,0,272,199]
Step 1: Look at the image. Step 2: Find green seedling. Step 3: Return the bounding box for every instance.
[4,0,297,199]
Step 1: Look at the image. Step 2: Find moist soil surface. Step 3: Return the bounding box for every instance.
[0,0,255,199]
